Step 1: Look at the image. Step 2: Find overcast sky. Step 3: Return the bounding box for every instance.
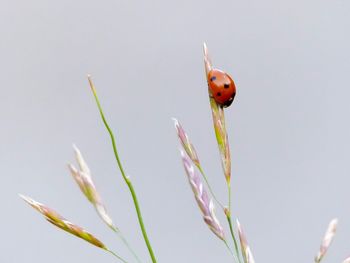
[1,0,350,262]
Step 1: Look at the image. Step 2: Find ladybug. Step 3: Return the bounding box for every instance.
[207,69,236,107]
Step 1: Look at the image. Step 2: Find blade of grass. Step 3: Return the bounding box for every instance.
[88,75,157,263]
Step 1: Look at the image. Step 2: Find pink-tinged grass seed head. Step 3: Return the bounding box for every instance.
[173,118,200,167]
[209,90,231,183]
[181,150,225,240]
[68,145,116,231]
[203,42,213,76]
[315,218,338,263]
[237,219,255,263]
[343,257,350,263]
[19,194,107,249]
[203,44,231,184]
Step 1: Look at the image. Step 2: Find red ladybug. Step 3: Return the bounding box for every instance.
[207,69,236,107]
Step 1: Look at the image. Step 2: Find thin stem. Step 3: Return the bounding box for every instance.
[196,151,239,263]
[226,215,243,263]
[88,76,157,263]
[197,165,225,210]
[116,230,142,263]
[198,158,240,263]
[107,249,129,263]
[223,239,239,263]
[226,183,243,263]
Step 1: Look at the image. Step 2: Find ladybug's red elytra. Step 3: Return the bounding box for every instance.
[207,69,236,108]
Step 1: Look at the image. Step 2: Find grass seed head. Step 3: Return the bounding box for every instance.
[237,219,255,263]
[204,45,232,183]
[315,218,338,263]
[19,194,107,249]
[68,145,116,231]
[181,150,225,240]
[173,118,200,167]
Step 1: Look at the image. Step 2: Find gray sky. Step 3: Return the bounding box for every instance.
[1,0,350,262]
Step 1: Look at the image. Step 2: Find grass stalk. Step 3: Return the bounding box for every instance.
[88,76,157,263]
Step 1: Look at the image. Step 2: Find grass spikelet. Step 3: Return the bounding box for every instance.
[315,218,338,263]
[19,194,107,249]
[68,145,116,231]
[203,43,231,184]
[181,150,225,240]
[173,118,200,167]
[237,219,255,263]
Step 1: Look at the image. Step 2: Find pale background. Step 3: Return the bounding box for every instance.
[1,0,350,262]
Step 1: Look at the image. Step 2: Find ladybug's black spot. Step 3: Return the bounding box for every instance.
[224,83,230,89]
[217,92,222,96]
[210,76,217,82]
